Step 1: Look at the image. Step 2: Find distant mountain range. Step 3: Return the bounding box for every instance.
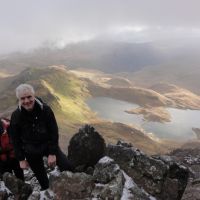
[0,39,200,95]
[0,40,169,74]
[120,63,200,95]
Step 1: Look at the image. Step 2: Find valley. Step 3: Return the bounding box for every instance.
[0,41,200,155]
[0,66,199,155]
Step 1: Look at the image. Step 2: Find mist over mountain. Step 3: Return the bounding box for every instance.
[121,62,200,95]
[0,40,164,74]
[1,37,200,77]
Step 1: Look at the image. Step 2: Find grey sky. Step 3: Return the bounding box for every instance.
[1,0,200,54]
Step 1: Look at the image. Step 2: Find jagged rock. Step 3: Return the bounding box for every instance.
[106,142,189,200]
[92,156,124,199]
[169,148,200,200]
[153,155,189,199]
[49,171,95,199]
[27,189,55,200]
[0,133,193,200]
[48,155,154,200]
[0,181,12,200]
[122,172,154,200]
[0,191,9,200]
[169,148,200,179]
[181,178,200,200]
[92,156,154,200]
[27,191,40,200]
[117,140,133,148]
[3,172,32,200]
[68,124,106,171]
[93,156,121,184]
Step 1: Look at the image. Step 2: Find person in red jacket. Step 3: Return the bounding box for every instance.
[0,118,24,180]
[10,83,73,191]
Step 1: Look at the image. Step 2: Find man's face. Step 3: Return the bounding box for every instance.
[19,91,35,111]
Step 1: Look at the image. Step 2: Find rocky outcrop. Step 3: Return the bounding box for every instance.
[106,141,189,200]
[0,128,193,200]
[49,171,95,199]
[49,156,153,200]
[68,124,106,171]
[0,156,155,200]
[3,172,32,200]
[92,156,124,199]
[181,179,200,200]
[169,148,200,200]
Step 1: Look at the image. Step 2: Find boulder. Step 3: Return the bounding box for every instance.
[169,148,200,200]
[0,181,12,200]
[106,142,189,200]
[92,156,124,199]
[49,171,95,199]
[3,172,32,200]
[181,178,200,200]
[68,124,106,171]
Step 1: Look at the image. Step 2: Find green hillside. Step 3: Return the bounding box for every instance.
[0,66,95,134]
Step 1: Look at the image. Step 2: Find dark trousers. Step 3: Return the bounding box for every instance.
[0,158,24,181]
[25,148,73,190]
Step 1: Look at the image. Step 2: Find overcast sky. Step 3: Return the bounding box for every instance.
[1,0,200,54]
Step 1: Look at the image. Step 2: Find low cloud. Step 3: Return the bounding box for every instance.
[0,0,200,54]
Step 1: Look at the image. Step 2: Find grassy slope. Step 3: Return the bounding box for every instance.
[0,67,95,131]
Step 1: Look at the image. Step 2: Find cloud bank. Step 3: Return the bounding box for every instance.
[1,0,200,54]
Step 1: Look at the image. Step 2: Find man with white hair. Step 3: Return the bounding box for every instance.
[10,83,73,191]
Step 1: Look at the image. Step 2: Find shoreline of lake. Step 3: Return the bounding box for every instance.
[86,97,200,141]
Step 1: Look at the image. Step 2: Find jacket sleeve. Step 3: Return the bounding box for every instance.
[45,105,59,155]
[10,111,26,161]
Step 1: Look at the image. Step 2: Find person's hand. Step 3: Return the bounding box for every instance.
[19,160,29,169]
[48,154,56,168]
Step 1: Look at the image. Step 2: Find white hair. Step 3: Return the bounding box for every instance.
[15,84,35,99]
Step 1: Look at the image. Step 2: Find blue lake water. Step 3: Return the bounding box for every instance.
[86,97,200,141]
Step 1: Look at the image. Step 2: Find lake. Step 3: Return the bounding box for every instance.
[87,97,200,141]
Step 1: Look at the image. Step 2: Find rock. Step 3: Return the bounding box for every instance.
[3,172,32,200]
[48,155,155,199]
[40,189,54,200]
[92,156,154,200]
[27,191,40,200]
[49,171,95,199]
[0,181,13,200]
[92,156,124,199]
[117,140,133,148]
[169,148,200,179]
[0,133,194,200]
[181,178,200,200]
[169,148,200,200]
[68,124,106,171]
[107,142,189,200]
[93,156,121,184]
[28,189,54,200]
[122,172,154,200]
